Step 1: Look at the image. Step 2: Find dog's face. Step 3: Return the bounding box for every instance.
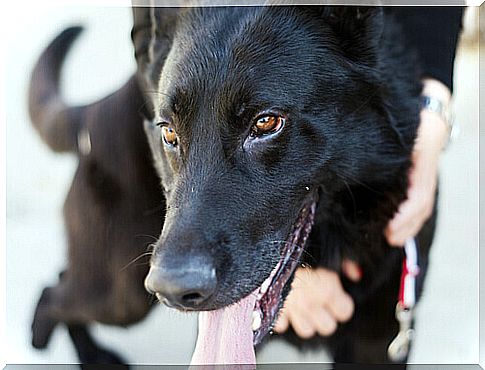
[135,6,417,342]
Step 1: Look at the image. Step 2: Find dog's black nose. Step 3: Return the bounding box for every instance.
[145,258,217,309]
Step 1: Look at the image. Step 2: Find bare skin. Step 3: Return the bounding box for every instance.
[274,78,451,339]
[385,78,451,247]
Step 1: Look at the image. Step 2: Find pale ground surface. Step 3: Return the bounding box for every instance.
[5,6,480,366]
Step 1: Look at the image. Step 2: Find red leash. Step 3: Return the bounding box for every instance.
[388,238,419,362]
[398,238,420,308]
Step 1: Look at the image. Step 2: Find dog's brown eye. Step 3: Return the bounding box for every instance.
[162,127,178,147]
[251,115,285,137]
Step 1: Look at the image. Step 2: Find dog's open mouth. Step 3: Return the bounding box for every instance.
[190,195,317,366]
[252,198,317,345]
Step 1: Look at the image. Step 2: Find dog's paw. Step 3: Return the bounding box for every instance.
[31,287,59,349]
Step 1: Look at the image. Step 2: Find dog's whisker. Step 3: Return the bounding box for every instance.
[146,242,157,253]
[129,261,151,269]
[342,179,357,219]
[335,171,382,195]
[267,240,317,263]
[120,252,153,272]
[135,234,159,242]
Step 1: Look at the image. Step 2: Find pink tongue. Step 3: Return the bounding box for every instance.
[190,292,257,368]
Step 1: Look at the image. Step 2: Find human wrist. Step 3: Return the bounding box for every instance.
[416,110,448,161]
[421,78,451,105]
[420,78,454,148]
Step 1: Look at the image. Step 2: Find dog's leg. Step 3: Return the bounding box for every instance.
[31,286,61,349]
[330,264,408,367]
[32,270,73,349]
[67,324,128,368]
[32,272,129,367]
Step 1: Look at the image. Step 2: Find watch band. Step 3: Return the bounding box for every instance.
[420,95,456,147]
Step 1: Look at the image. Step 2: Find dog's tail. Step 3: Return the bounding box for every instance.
[28,26,85,153]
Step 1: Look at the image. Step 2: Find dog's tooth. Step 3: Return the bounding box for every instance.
[252,310,262,331]
[260,277,271,294]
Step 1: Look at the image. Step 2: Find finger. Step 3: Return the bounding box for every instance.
[386,199,423,246]
[386,199,427,246]
[325,284,355,323]
[386,144,438,247]
[341,259,362,282]
[273,311,289,334]
[388,217,422,246]
[385,225,404,247]
[387,197,415,229]
[312,308,338,337]
[311,268,354,322]
[287,310,316,339]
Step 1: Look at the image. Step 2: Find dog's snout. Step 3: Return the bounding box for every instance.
[145,259,217,309]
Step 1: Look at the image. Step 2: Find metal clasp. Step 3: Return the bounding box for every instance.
[387,303,415,362]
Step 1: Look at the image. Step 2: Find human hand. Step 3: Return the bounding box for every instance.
[385,78,451,247]
[274,260,361,339]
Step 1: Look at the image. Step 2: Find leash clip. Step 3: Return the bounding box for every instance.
[388,302,415,362]
[387,237,419,362]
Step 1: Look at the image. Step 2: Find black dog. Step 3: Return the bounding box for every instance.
[28,5,437,367]
[29,27,164,365]
[134,5,437,365]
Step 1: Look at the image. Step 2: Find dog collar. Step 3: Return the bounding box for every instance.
[388,237,419,362]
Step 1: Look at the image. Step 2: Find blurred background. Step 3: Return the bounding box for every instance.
[5,5,481,366]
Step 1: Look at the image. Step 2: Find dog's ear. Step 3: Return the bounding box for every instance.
[319,6,384,66]
[131,7,179,118]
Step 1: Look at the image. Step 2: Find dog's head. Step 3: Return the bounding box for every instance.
[133,6,420,343]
